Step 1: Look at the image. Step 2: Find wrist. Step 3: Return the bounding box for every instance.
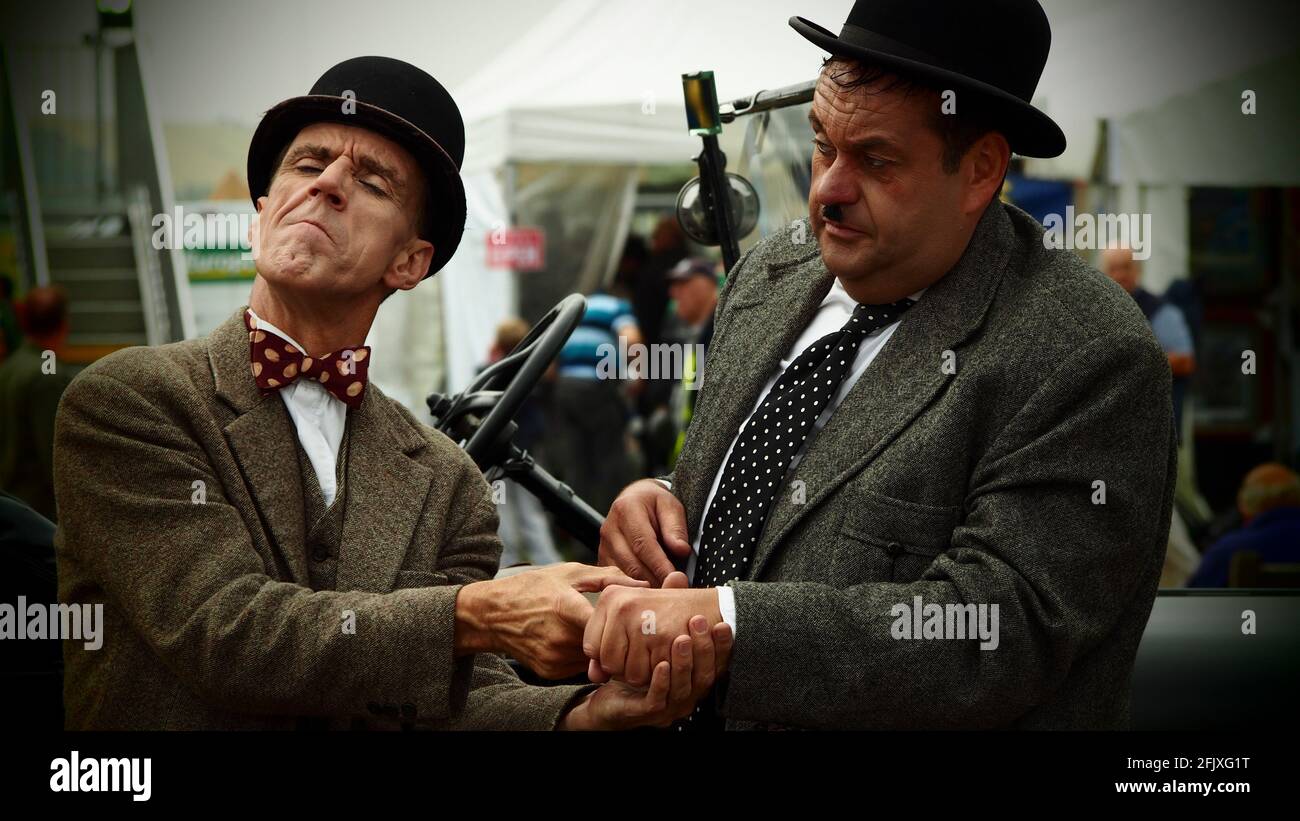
[558,693,595,731]
[695,588,724,626]
[453,581,497,656]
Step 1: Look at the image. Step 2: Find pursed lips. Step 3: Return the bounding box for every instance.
[291,218,333,243]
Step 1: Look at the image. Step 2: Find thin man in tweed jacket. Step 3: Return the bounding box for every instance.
[54,315,585,730]
[588,3,1176,729]
[52,55,726,731]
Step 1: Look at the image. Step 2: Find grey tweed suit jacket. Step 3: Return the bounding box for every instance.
[53,308,588,730]
[668,201,1176,730]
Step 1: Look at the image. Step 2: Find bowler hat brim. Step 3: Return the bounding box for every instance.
[790,16,1066,158]
[246,95,467,278]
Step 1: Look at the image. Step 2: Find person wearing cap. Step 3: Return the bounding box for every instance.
[590,0,1177,730]
[52,56,728,730]
[664,258,720,469]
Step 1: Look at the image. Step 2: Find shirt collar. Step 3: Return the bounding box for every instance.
[828,277,928,307]
[247,307,308,355]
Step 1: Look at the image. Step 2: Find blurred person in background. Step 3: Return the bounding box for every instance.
[550,288,641,528]
[1101,246,1195,433]
[656,257,720,472]
[1102,245,1204,587]
[483,317,565,567]
[632,216,689,419]
[0,285,72,522]
[1188,463,1300,587]
[610,234,648,303]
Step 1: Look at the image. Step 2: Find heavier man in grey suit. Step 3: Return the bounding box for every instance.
[588,4,1176,729]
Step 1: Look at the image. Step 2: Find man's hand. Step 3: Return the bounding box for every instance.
[599,478,693,585]
[583,571,729,687]
[559,618,734,730]
[455,563,647,680]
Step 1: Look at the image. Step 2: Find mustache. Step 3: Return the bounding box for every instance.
[820,204,845,222]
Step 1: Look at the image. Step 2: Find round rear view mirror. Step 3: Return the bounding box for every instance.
[675,173,759,246]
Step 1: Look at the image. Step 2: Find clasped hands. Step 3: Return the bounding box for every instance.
[456,480,729,730]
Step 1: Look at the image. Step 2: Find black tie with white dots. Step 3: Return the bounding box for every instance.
[680,295,916,731]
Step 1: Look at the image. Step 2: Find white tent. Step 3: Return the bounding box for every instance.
[429,0,857,396]
[368,0,1299,407]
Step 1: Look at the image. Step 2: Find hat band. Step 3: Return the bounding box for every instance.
[835,23,948,71]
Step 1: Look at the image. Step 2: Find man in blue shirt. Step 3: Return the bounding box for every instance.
[1102,247,1196,436]
[549,291,642,523]
[1189,463,1300,587]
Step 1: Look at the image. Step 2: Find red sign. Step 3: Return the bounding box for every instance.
[485,227,546,271]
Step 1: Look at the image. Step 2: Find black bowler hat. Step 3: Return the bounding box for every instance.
[790,0,1066,158]
[246,56,466,277]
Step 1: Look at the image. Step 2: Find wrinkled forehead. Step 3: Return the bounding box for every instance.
[810,68,933,137]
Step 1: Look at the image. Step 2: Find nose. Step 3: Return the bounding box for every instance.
[309,156,350,211]
[813,152,857,213]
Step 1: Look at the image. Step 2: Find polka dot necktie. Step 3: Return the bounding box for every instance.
[244,309,371,408]
[679,295,916,731]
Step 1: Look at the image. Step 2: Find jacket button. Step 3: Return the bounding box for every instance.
[885,541,903,556]
[401,703,416,719]
[311,543,330,562]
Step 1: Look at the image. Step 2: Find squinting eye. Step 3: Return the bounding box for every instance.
[811,138,833,156]
[296,164,322,173]
[866,157,889,169]
[360,180,385,195]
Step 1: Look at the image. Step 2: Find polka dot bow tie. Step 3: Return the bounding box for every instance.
[679,295,915,732]
[244,309,370,408]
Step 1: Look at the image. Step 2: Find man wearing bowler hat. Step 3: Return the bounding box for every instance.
[53,56,729,730]
[590,0,1177,729]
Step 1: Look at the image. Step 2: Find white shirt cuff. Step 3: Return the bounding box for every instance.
[653,478,673,491]
[716,585,737,638]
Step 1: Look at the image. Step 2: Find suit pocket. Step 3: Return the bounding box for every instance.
[392,570,449,590]
[837,489,958,583]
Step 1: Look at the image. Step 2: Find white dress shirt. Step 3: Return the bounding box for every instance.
[680,278,928,637]
[247,309,349,507]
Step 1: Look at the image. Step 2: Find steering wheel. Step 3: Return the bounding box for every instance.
[454,293,587,467]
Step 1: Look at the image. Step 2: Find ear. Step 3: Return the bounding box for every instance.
[961,131,1010,217]
[382,237,436,292]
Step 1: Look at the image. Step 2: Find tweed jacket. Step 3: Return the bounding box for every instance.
[668,201,1177,729]
[53,308,587,729]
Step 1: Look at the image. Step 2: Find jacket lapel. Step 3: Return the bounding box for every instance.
[334,386,434,592]
[210,307,310,585]
[746,202,1015,579]
[684,203,1015,581]
[211,305,435,592]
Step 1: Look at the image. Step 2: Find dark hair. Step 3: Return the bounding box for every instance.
[820,57,998,174]
[621,234,650,265]
[22,286,68,337]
